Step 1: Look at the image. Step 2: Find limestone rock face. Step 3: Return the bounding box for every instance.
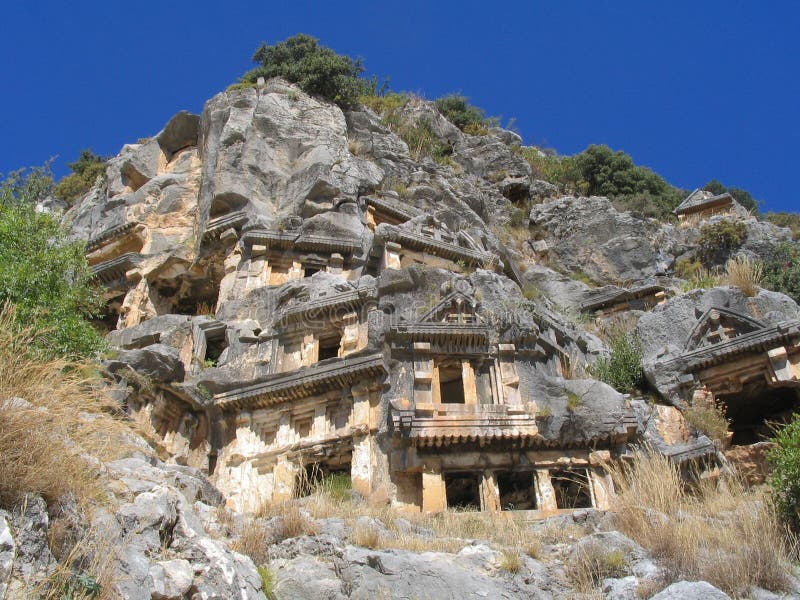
[198,79,383,232]
[52,75,800,598]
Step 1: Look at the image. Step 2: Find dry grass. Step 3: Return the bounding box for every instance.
[258,502,319,541]
[498,548,523,573]
[724,255,763,297]
[567,540,627,592]
[683,397,730,448]
[351,522,384,549]
[610,450,795,597]
[0,304,136,510]
[230,519,272,565]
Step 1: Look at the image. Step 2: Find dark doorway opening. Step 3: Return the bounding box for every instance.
[719,381,800,445]
[444,472,480,509]
[440,365,465,404]
[497,471,537,510]
[318,333,341,361]
[303,264,322,278]
[296,461,352,498]
[551,468,592,509]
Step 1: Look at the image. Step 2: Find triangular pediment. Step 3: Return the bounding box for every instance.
[418,279,482,325]
[685,307,765,351]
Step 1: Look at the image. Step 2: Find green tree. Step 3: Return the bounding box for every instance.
[0,166,103,359]
[239,34,368,108]
[53,149,106,205]
[702,179,760,214]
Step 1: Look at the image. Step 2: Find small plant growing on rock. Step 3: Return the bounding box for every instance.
[498,549,523,573]
[257,565,277,600]
[697,219,748,266]
[761,242,800,304]
[567,541,627,592]
[768,414,800,531]
[587,332,644,393]
[566,390,581,412]
[724,255,762,297]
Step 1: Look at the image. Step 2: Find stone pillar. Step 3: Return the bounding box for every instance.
[497,344,522,406]
[351,384,372,497]
[413,342,433,405]
[302,333,318,366]
[340,313,359,356]
[462,360,478,406]
[589,468,614,510]
[328,253,344,275]
[312,405,327,440]
[431,364,441,405]
[272,456,298,503]
[535,468,558,511]
[480,470,501,512]
[289,260,303,281]
[383,241,402,270]
[422,463,447,513]
[275,412,292,447]
[365,206,377,230]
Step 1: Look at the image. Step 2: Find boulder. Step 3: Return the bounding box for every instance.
[157,110,200,159]
[649,580,731,600]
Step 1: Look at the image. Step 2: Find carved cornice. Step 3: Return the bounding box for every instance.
[91,252,142,285]
[376,224,495,266]
[214,352,386,411]
[276,285,377,326]
[86,222,138,251]
[241,229,361,255]
[203,211,248,240]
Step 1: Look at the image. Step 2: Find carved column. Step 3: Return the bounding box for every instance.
[480,470,501,512]
[350,384,373,498]
[422,462,447,513]
[272,456,298,503]
[588,468,614,510]
[328,253,344,275]
[462,360,478,406]
[340,312,360,357]
[312,405,327,440]
[535,468,558,511]
[498,344,522,406]
[413,342,433,405]
[383,241,402,270]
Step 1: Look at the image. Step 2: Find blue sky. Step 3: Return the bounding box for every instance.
[1,0,798,212]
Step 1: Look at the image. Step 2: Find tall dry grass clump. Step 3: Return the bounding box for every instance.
[0,303,134,509]
[611,450,794,597]
[724,255,763,297]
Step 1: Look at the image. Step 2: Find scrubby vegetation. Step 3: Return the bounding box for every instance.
[703,179,760,214]
[761,242,800,304]
[54,149,106,205]
[613,451,794,597]
[433,94,492,135]
[238,34,369,108]
[361,92,453,164]
[769,414,800,531]
[518,144,683,219]
[0,166,103,359]
[697,219,748,266]
[0,304,131,509]
[588,330,644,393]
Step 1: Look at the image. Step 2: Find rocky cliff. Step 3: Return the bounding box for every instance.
[6,77,800,599]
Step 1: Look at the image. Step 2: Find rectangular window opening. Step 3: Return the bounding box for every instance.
[497,471,537,511]
[444,472,480,510]
[551,468,593,509]
[318,332,342,362]
[439,365,465,404]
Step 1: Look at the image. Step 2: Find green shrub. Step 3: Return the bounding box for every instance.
[515,144,682,220]
[761,243,800,304]
[703,179,760,214]
[53,150,106,205]
[769,414,800,530]
[588,332,644,393]
[239,34,368,108]
[697,220,748,265]
[433,94,488,132]
[360,92,409,115]
[0,167,103,359]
